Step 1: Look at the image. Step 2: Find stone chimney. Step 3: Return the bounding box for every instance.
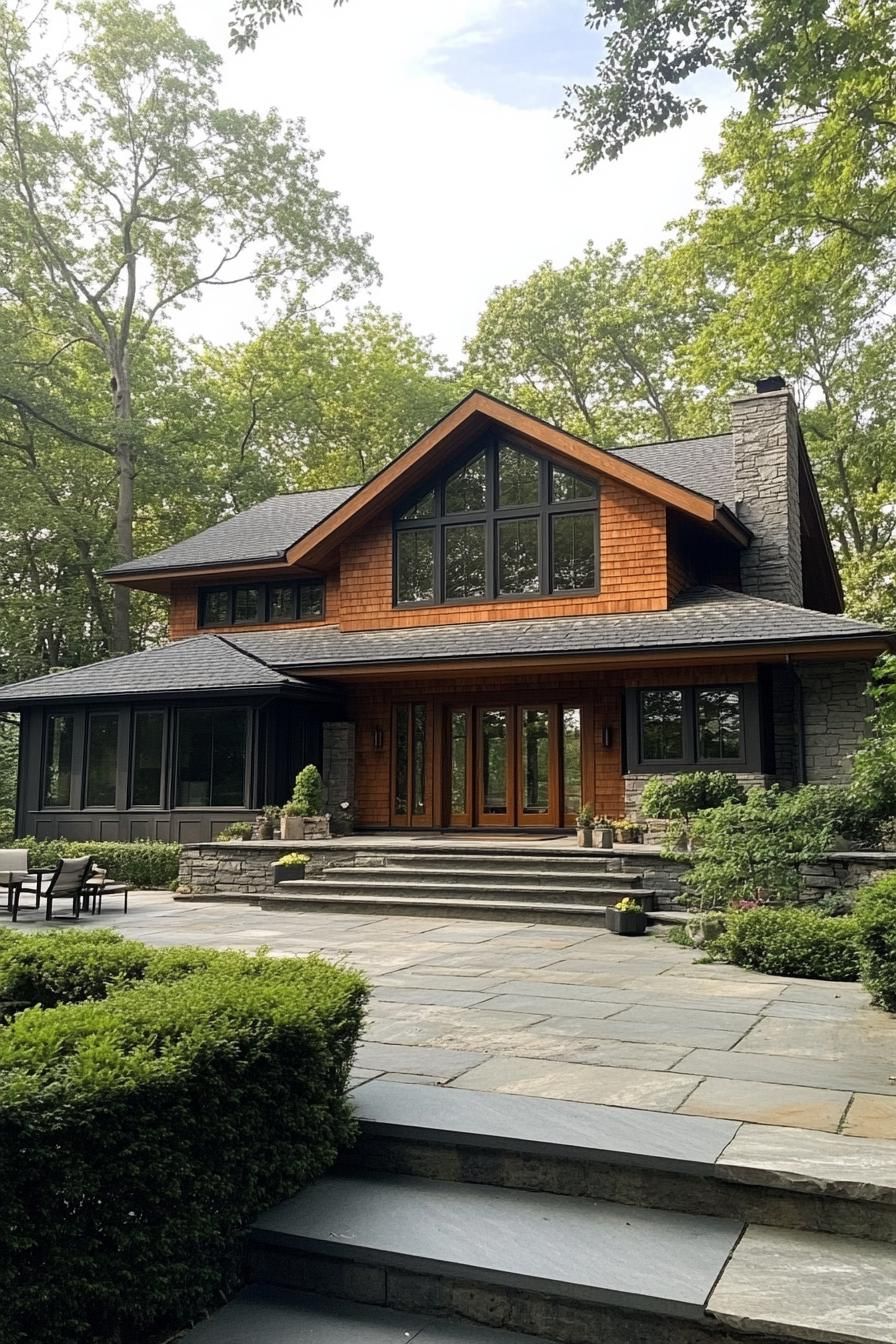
[730,378,803,607]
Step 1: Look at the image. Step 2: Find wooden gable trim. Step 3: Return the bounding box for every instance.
[285,391,750,568]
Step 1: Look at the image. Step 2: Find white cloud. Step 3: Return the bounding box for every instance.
[172,0,735,360]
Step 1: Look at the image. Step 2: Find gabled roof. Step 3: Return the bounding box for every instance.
[0,634,312,707]
[4,588,886,708]
[105,486,358,582]
[281,393,750,570]
[611,434,737,510]
[105,393,750,588]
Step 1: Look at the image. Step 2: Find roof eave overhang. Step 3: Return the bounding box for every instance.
[0,679,343,712]
[275,633,892,680]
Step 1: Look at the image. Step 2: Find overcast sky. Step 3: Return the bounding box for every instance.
[174,0,735,361]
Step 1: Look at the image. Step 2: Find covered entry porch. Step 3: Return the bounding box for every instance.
[342,660,773,833]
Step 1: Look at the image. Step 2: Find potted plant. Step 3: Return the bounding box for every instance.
[613,818,644,845]
[254,805,279,841]
[271,852,311,884]
[280,765,327,840]
[576,803,596,847]
[216,821,253,842]
[639,772,746,852]
[594,814,615,849]
[605,896,647,935]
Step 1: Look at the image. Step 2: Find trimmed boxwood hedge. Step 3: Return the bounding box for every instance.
[0,931,368,1344]
[9,838,181,889]
[707,906,860,981]
[855,875,896,1011]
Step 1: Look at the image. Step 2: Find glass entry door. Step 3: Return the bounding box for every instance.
[468,705,561,827]
[392,702,432,827]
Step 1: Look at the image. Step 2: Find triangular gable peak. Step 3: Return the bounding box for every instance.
[285,392,749,569]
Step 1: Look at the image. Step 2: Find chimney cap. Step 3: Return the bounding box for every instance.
[755,375,787,394]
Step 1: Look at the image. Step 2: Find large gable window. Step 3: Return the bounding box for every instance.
[393,437,599,606]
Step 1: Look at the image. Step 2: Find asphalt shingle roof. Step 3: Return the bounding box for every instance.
[105,487,360,577]
[228,587,888,669]
[0,588,887,707]
[0,634,303,705]
[610,434,737,509]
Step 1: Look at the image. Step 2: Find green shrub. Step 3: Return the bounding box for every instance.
[854,875,896,1011]
[640,771,746,821]
[0,928,153,1008]
[216,822,254,841]
[0,939,368,1344]
[708,906,860,980]
[285,763,324,816]
[10,838,181,888]
[684,785,838,909]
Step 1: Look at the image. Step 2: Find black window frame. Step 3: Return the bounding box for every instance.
[625,684,759,773]
[173,705,252,809]
[130,707,168,809]
[83,710,120,809]
[393,433,600,608]
[198,579,325,628]
[41,711,76,809]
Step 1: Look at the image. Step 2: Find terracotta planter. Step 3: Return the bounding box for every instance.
[605,906,647,936]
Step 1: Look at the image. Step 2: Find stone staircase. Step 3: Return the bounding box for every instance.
[259,844,659,925]
[184,1080,896,1344]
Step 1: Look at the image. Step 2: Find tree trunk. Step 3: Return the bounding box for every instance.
[110,352,134,655]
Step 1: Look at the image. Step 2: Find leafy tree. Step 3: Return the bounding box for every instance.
[0,0,375,652]
[229,0,349,50]
[465,241,723,445]
[202,306,460,491]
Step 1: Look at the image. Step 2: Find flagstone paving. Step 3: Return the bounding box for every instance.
[15,892,896,1138]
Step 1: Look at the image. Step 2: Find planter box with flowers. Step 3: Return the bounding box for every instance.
[280,765,330,841]
[605,897,647,935]
[272,852,311,884]
[575,805,614,849]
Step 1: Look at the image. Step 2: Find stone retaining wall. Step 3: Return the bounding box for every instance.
[799,852,896,898]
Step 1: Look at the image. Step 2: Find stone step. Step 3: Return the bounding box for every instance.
[273,876,657,909]
[257,891,627,925]
[351,846,628,872]
[320,864,643,890]
[246,1170,896,1343]
[247,1169,742,1335]
[182,1284,556,1343]
[347,1081,896,1243]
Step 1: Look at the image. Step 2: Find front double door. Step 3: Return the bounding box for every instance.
[449,704,562,828]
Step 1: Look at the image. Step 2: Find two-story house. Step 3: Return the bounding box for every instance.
[1,382,892,844]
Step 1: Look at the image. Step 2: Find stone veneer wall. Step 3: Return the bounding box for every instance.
[730,388,803,606]
[322,721,355,813]
[800,852,896,898]
[797,660,872,784]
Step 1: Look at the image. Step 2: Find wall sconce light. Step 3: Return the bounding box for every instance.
[372,725,384,751]
[601,725,613,750]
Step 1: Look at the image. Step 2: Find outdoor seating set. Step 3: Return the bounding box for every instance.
[0,849,130,923]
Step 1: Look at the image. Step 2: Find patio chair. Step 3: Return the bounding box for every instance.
[12,855,93,923]
[85,866,130,915]
[0,848,34,913]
